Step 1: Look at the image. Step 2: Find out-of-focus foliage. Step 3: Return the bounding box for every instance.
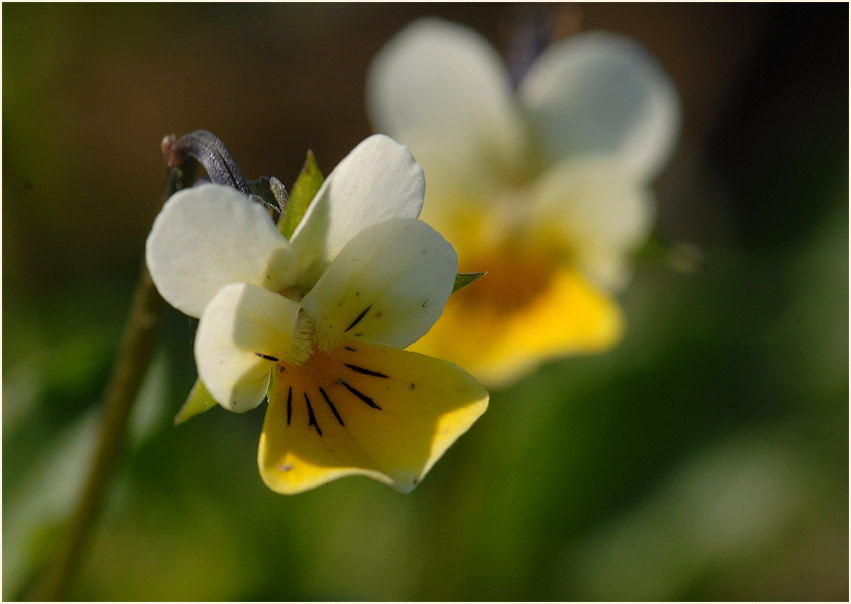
[3,4,847,601]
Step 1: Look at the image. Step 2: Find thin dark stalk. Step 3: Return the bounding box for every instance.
[27,165,194,601]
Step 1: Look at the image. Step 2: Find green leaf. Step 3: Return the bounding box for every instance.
[452,272,486,293]
[174,378,217,425]
[279,150,324,240]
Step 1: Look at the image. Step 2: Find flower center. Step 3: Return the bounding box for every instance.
[285,309,316,367]
[270,342,388,439]
[457,249,557,314]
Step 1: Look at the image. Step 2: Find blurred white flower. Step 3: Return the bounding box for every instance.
[368,18,680,386]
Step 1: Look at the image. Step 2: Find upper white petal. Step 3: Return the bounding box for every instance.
[289,135,426,288]
[366,18,527,188]
[301,218,458,350]
[146,184,297,317]
[195,283,301,413]
[529,157,655,290]
[520,32,680,180]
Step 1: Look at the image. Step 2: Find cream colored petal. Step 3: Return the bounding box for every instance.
[301,218,457,351]
[366,18,527,190]
[289,135,425,288]
[410,262,623,388]
[146,184,296,318]
[528,157,655,290]
[520,32,680,180]
[258,343,488,494]
[195,283,301,413]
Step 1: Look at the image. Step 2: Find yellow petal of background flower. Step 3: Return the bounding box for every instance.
[258,343,488,494]
[409,261,623,388]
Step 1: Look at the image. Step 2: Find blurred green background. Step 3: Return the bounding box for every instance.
[3,3,848,601]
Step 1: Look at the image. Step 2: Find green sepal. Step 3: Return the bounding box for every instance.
[452,272,486,293]
[174,378,217,425]
[279,150,324,240]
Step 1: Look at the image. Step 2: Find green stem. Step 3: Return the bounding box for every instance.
[27,166,193,601]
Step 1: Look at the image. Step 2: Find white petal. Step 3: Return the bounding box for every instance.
[146,184,296,317]
[520,32,680,180]
[301,218,457,350]
[529,157,655,290]
[289,135,426,288]
[195,283,301,413]
[366,18,525,177]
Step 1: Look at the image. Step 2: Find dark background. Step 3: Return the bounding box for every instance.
[4,3,848,600]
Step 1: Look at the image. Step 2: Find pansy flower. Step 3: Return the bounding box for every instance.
[367,18,680,386]
[145,134,488,494]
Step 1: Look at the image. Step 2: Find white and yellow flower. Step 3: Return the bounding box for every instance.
[367,19,680,386]
[145,134,488,494]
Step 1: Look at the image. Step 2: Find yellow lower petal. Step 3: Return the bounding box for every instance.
[258,343,488,494]
[410,259,623,387]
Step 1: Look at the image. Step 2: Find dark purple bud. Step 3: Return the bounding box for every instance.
[162,130,252,196]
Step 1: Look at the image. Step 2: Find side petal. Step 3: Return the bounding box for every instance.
[366,18,526,182]
[520,32,680,180]
[289,135,425,288]
[409,262,623,388]
[146,184,297,317]
[528,157,655,290]
[301,218,457,351]
[195,283,301,413]
[258,343,488,494]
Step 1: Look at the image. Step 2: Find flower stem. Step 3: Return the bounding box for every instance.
[27,165,194,601]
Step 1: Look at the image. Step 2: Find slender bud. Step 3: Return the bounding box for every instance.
[162,130,284,220]
[165,130,253,196]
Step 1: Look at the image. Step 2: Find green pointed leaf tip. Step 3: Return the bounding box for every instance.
[174,378,217,425]
[280,150,324,239]
[452,272,486,293]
